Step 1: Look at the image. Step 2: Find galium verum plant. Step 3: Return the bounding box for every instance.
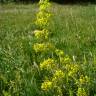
[33,0,92,95]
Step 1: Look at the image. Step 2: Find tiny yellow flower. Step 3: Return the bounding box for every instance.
[34,29,49,39]
[33,43,46,53]
[52,70,64,82]
[64,55,71,64]
[65,64,80,77]
[40,58,55,70]
[36,17,49,27]
[60,55,72,65]
[39,0,50,8]
[41,80,52,91]
[77,88,88,96]
[79,75,90,85]
[33,43,55,53]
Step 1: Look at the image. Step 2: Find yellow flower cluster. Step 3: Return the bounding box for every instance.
[41,80,52,91]
[77,88,88,96]
[79,75,90,85]
[33,0,92,95]
[35,0,51,28]
[60,55,72,64]
[41,70,64,94]
[33,42,54,53]
[35,17,49,28]
[36,11,51,27]
[39,0,50,11]
[37,11,51,19]
[33,43,46,53]
[34,29,49,39]
[40,58,55,70]
[65,64,80,77]
[52,70,65,82]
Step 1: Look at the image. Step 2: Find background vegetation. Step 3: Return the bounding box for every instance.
[0,0,96,4]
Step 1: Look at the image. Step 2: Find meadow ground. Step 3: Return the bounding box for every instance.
[0,3,96,95]
[0,3,96,60]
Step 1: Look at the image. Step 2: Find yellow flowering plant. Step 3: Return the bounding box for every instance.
[33,0,92,95]
[33,42,55,53]
[65,64,81,78]
[76,75,90,88]
[35,0,51,29]
[77,87,88,96]
[52,70,65,84]
[33,43,47,53]
[79,75,90,85]
[40,58,56,70]
[41,80,53,91]
[34,29,49,40]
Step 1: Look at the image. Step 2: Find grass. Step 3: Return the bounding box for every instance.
[0,3,96,95]
[50,4,96,60]
[0,3,96,59]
